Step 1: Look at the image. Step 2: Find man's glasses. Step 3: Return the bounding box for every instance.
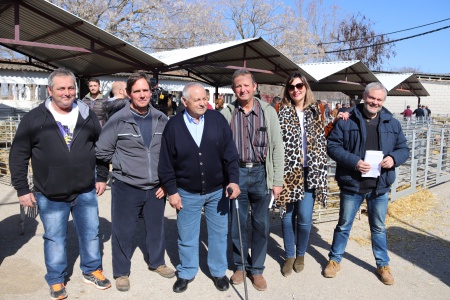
[287,83,306,91]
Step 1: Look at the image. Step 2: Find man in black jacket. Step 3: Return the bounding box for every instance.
[9,68,111,300]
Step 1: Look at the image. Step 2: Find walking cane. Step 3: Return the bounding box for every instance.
[228,187,249,300]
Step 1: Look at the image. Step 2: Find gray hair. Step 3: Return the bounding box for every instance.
[231,69,256,88]
[48,68,77,90]
[363,82,387,99]
[182,82,205,100]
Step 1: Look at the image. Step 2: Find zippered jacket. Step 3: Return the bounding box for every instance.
[327,104,409,194]
[9,98,108,201]
[96,102,168,189]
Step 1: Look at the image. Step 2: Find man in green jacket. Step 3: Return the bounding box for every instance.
[221,69,284,291]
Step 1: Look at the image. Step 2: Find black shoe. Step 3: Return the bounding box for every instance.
[173,277,194,293]
[213,276,229,291]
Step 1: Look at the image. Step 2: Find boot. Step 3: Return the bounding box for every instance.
[281,258,295,277]
[293,256,305,273]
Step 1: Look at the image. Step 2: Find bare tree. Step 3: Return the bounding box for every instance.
[150,1,231,51]
[329,13,396,70]
[50,0,229,52]
[220,0,329,63]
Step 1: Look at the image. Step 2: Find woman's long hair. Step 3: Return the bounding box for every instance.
[281,72,315,109]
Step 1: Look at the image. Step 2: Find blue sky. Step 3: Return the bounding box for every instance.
[286,0,450,74]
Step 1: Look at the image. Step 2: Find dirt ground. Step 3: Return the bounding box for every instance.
[0,181,449,300]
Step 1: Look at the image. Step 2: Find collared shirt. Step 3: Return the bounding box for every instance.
[231,100,268,163]
[183,110,205,147]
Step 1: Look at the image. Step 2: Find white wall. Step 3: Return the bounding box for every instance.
[383,80,450,116]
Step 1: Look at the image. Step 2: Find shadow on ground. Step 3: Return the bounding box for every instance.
[0,213,38,265]
[387,226,450,287]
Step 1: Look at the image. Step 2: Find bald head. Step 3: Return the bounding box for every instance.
[111,81,127,99]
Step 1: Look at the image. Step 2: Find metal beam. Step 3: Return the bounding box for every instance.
[30,21,84,42]
[0,38,92,53]
[20,1,145,67]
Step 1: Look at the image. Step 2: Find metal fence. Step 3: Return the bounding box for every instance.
[313,117,450,223]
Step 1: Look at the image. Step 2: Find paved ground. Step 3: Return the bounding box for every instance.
[0,180,449,300]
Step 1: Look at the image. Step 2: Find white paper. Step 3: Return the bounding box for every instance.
[269,192,275,208]
[362,150,383,178]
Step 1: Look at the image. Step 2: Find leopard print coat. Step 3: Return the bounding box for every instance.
[276,103,328,210]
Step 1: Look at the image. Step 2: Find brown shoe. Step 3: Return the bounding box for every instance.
[230,270,244,285]
[377,266,394,285]
[323,260,340,278]
[150,265,175,278]
[293,256,305,273]
[281,258,295,277]
[248,274,267,291]
[115,276,130,292]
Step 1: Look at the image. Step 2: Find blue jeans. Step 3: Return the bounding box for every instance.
[35,189,102,286]
[111,179,166,277]
[281,184,315,258]
[328,190,390,267]
[176,188,229,280]
[231,164,270,275]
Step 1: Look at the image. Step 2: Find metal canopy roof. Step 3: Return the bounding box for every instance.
[299,60,379,96]
[0,0,165,76]
[151,38,314,87]
[374,72,429,97]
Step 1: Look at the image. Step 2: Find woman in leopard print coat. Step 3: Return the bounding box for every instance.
[276,72,328,277]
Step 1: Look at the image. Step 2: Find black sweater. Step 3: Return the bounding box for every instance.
[158,110,239,195]
[9,100,108,201]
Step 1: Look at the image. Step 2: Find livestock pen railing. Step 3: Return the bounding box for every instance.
[313,117,450,223]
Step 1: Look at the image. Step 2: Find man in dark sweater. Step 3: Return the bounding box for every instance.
[159,82,240,293]
[325,82,409,285]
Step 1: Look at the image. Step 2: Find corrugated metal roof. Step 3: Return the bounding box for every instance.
[152,38,259,66]
[299,60,379,96]
[151,38,313,86]
[374,73,429,96]
[0,0,165,76]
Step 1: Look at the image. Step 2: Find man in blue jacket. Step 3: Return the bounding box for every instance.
[159,82,240,293]
[324,82,409,285]
[9,68,111,300]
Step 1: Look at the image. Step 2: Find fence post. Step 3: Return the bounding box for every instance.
[424,126,431,188]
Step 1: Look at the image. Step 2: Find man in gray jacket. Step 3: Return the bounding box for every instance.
[96,73,174,292]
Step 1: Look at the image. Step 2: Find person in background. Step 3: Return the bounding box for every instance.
[82,77,108,126]
[221,69,284,292]
[413,105,425,121]
[96,72,174,292]
[331,103,341,118]
[421,104,429,120]
[276,72,328,277]
[215,96,225,111]
[103,81,129,122]
[159,82,240,293]
[9,68,111,300]
[205,89,214,110]
[400,105,413,121]
[324,82,409,285]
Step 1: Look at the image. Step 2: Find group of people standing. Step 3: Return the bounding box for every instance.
[9,67,409,300]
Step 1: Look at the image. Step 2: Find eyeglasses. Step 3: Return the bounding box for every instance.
[287,83,306,91]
